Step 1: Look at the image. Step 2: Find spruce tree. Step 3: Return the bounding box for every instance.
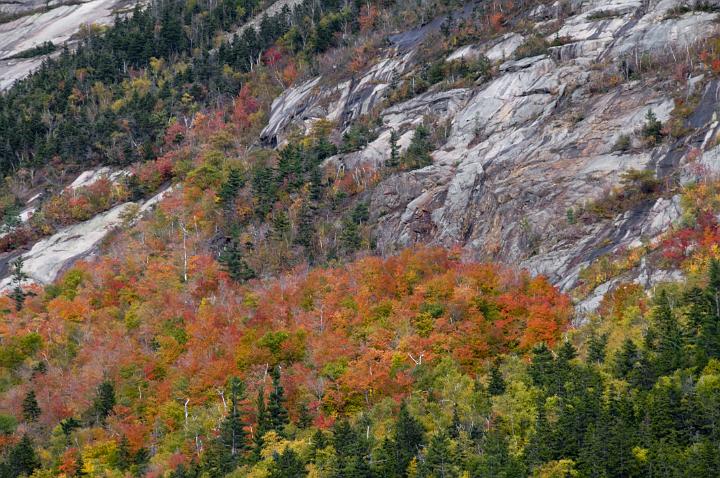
[218,168,244,207]
[528,342,555,389]
[9,257,32,312]
[253,388,268,461]
[648,290,684,376]
[267,367,289,434]
[116,435,132,471]
[219,377,249,463]
[387,129,400,168]
[394,402,424,475]
[6,435,40,478]
[268,447,307,478]
[420,432,457,478]
[92,379,116,425]
[220,237,256,282]
[587,331,609,364]
[488,361,506,396]
[22,390,41,423]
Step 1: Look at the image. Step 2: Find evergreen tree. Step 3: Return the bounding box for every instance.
[488,361,506,396]
[647,290,684,376]
[387,129,400,168]
[218,168,245,207]
[9,257,33,312]
[448,405,461,439]
[403,125,432,169]
[297,402,313,429]
[219,377,249,463]
[272,211,291,242]
[116,435,132,471]
[21,390,40,423]
[267,367,289,434]
[340,218,362,253]
[220,237,256,282]
[253,387,268,461]
[587,331,609,364]
[373,437,400,478]
[4,435,40,478]
[528,342,555,389]
[394,402,424,475]
[268,447,307,478]
[420,432,457,478]
[92,379,116,425]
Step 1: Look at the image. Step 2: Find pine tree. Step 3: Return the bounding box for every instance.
[218,168,245,207]
[294,203,315,251]
[297,402,313,429]
[220,237,256,282]
[5,435,40,478]
[528,342,555,389]
[253,387,268,461]
[268,447,307,478]
[587,331,609,364]
[420,432,457,478]
[488,361,506,396]
[116,435,132,471]
[267,367,289,434]
[395,402,424,475]
[387,129,400,168]
[272,211,291,242]
[9,257,32,312]
[219,377,249,463]
[648,290,684,376]
[340,218,361,253]
[613,338,640,380]
[448,405,461,439]
[403,125,432,169]
[92,379,116,425]
[22,390,41,423]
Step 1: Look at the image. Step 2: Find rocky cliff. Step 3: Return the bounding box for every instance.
[3,0,720,316]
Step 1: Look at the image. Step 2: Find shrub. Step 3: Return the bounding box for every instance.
[613,134,631,152]
[514,35,549,60]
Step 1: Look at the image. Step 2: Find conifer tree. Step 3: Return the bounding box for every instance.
[648,290,684,376]
[219,377,249,462]
[220,237,256,282]
[268,447,307,478]
[420,432,457,478]
[5,435,40,478]
[9,257,32,312]
[253,387,268,461]
[529,342,555,389]
[22,390,41,423]
[387,129,400,168]
[587,331,609,364]
[218,168,244,207]
[92,379,116,425]
[488,361,506,396]
[267,367,289,434]
[394,402,424,475]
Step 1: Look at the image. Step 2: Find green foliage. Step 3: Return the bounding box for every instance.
[268,447,307,478]
[402,125,433,170]
[219,236,256,282]
[0,414,17,435]
[268,367,289,435]
[488,361,507,396]
[91,379,116,425]
[0,435,40,478]
[642,109,664,143]
[22,390,41,423]
[514,35,549,60]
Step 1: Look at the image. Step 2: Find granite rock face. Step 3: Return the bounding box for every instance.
[258,0,720,315]
[0,0,139,89]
